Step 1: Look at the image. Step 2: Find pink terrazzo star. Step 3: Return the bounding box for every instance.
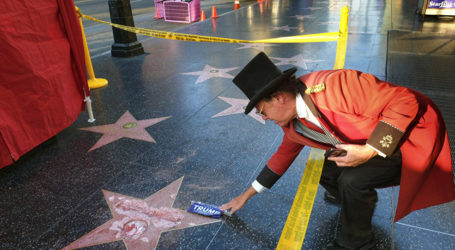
[301,7,322,11]
[235,43,276,51]
[271,54,325,70]
[63,177,219,250]
[270,25,299,32]
[317,21,340,25]
[79,111,171,152]
[290,14,315,20]
[180,65,239,84]
[212,97,265,124]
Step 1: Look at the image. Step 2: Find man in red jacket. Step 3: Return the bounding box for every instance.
[221,52,455,249]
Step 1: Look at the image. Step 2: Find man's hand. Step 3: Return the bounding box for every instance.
[327,144,378,167]
[220,186,257,214]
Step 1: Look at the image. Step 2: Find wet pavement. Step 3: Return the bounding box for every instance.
[1,0,455,249]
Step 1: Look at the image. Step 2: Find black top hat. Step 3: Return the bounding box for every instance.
[233,52,297,114]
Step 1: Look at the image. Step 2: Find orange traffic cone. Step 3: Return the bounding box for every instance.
[200,10,206,21]
[211,6,218,18]
[234,0,240,10]
[212,18,217,33]
[154,6,163,19]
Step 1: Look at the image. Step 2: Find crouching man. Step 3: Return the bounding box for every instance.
[221,52,455,250]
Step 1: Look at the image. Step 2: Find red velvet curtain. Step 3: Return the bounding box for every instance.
[0,0,88,168]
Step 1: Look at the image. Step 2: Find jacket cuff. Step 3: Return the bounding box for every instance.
[366,120,404,157]
[252,180,266,193]
[256,165,281,189]
[366,144,386,158]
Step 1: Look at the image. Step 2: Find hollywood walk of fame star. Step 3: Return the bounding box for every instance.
[292,15,304,21]
[270,54,325,70]
[235,43,276,52]
[270,25,299,32]
[63,177,220,250]
[291,14,317,21]
[317,21,340,25]
[180,65,239,84]
[79,111,171,152]
[290,15,314,21]
[212,97,265,124]
[301,7,322,11]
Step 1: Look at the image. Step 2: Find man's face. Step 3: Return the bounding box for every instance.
[255,93,296,127]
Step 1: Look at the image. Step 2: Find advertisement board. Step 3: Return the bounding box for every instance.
[420,0,455,15]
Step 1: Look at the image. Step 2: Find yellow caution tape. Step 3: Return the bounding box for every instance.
[254,32,339,43]
[276,148,325,250]
[79,12,251,43]
[77,10,341,44]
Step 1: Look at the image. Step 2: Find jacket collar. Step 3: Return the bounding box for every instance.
[298,82,321,119]
[297,80,339,140]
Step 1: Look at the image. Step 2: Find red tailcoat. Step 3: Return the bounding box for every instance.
[267,69,455,221]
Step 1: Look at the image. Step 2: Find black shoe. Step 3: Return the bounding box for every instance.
[324,191,340,206]
[325,240,347,250]
[326,237,375,250]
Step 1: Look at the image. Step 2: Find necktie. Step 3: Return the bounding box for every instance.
[293,119,341,146]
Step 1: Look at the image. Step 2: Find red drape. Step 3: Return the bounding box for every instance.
[0,0,88,168]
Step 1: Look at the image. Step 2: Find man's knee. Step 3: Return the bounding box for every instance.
[337,170,379,204]
[336,169,369,191]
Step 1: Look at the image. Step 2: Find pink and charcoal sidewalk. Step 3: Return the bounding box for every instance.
[1,0,455,249]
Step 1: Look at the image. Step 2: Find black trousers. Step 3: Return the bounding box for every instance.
[320,150,402,250]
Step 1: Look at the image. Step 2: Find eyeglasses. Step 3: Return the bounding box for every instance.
[255,104,265,116]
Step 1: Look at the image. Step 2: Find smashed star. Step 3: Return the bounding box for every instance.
[63,177,219,250]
